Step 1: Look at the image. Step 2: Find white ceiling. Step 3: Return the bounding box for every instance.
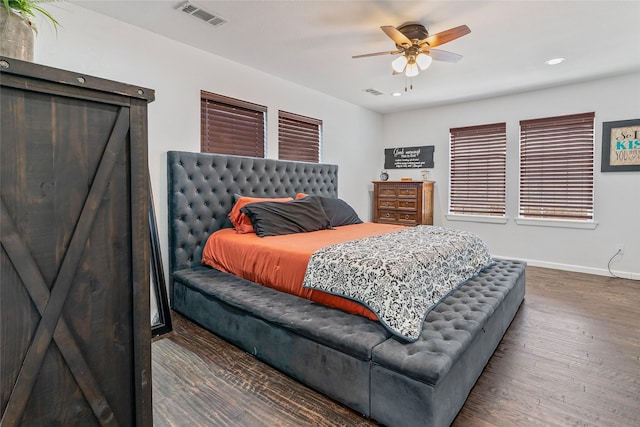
[73,0,640,114]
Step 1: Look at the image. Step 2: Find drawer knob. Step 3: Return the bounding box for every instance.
[385,213,390,218]
[405,215,409,219]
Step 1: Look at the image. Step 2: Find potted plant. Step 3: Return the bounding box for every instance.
[0,0,60,61]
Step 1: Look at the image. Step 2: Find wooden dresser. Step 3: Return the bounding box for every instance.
[373,180,434,226]
[1,58,154,426]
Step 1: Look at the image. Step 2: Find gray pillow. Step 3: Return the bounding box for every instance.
[313,196,363,227]
[240,196,331,237]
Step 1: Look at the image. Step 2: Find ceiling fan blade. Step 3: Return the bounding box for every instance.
[352,50,401,59]
[381,25,412,47]
[426,48,463,63]
[420,25,470,48]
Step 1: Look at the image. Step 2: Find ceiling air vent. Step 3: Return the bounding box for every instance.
[363,88,385,96]
[178,1,228,27]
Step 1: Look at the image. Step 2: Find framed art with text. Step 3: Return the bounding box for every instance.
[384,145,434,169]
[601,119,640,172]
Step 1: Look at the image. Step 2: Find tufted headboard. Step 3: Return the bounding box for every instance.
[167,151,338,274]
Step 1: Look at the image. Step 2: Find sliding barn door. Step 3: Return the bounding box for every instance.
[0,57,154,426]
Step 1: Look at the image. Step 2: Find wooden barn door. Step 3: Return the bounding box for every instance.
[0,58,153,426]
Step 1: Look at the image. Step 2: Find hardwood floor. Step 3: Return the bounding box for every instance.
[152,267,640,426]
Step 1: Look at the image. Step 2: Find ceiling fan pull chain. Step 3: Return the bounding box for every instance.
[404,76,413,92]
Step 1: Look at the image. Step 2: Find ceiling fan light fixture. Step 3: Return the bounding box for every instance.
[405,61,419,77]
[416,53,433,70]
[392,55,408,73]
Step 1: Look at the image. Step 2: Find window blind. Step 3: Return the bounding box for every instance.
[201,91,266,157]
[519,112,595,220]
[278,110,321,163]
[449,123,506,216]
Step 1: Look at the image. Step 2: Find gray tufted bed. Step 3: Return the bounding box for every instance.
[167,151,526,426]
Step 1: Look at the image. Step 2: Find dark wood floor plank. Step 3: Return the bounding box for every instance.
[153,316,377,427]
[152,266,640,427]
[452,267,640,427]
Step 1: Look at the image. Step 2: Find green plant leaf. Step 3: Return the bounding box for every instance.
[2,0,62,33]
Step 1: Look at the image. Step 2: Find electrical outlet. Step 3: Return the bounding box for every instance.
[616,244,624,255]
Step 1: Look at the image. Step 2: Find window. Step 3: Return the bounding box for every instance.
[519,112,595,221]
[201,91,266,157]
[278,110,322,163]
[449,123,506,216]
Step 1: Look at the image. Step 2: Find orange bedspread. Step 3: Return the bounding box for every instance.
[201,222,406,320]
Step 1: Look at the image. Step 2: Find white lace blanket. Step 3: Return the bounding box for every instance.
[302,226,493,341]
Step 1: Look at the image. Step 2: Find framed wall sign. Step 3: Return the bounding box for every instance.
[601,119,640,172]
[384,145,434,169]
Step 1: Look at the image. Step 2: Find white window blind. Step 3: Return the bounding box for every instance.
[278,110,321,163]
[519,112,595,220]
[201,91,266,157]
[449,123,506,216]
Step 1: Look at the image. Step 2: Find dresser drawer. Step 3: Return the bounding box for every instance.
[377,199,417,211]
[396,187,418,198]
[396,199,417,211]
[378,186,398,197]
[377,199,397,209]
[377,185,419,198]
[378,210,418,225]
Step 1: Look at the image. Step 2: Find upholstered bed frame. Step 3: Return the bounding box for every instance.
[167,151,526,426]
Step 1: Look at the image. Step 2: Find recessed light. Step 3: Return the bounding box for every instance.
[545,57,565,65]
[391,92,402,97]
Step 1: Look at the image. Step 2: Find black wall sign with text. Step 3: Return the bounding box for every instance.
[384,146,434,169]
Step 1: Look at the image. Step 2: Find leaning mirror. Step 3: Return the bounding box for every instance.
[149,182,172,337]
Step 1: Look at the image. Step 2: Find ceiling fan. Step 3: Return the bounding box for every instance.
[353,22,471,78]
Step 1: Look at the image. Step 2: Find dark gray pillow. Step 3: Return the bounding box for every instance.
[240,196,331,237]
[312,196,363,227]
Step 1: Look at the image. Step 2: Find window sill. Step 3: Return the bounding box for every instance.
[515,218,598,230]
[446,214,509,224]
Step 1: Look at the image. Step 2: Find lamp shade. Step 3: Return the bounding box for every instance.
[405,61,419,77]
[391,55,408,73]
[416,53,433,70]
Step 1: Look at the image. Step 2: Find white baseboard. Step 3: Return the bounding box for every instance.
[492,255,640,281]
